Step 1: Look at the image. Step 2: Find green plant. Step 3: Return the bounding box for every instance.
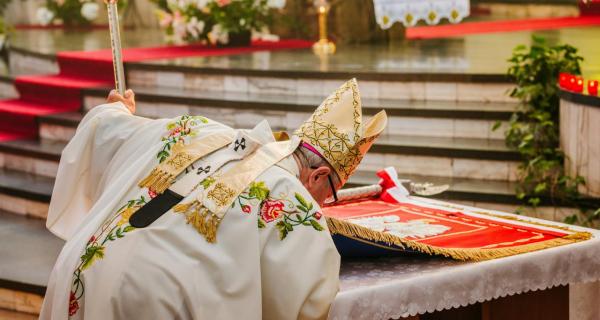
[497,36,590,219]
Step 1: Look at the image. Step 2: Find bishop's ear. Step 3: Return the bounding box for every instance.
[309,166,331,186]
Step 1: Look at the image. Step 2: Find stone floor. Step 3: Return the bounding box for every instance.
[9,26,600,77]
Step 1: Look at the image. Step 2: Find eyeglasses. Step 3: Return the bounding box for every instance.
[324,174,339,205]
[311,166,338,205]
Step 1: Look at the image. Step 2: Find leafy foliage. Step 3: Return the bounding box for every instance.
[499,36,599,224]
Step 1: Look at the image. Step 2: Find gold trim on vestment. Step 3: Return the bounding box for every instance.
[175,138,300,243]
[138,131,235,193]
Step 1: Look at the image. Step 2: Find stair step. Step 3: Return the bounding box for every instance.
[0,100,68,137]
[0,169,53,203]
[34,115,519,161]
[84,86,516,120]
[38,112,81,142]
[0,211,63,297]
[0,139,62,178]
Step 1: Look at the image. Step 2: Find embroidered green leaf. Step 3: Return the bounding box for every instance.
[123,225,136,232]
[297,204,308,213]
[80,245,105,271]
[249,182,270,201]
[200,177,216,189]
[276,221,288,239]
[309,219,324,231]
[283,221,294,232]
[258,218,266,229]
[295,214,303,222]
[294,193,310,210]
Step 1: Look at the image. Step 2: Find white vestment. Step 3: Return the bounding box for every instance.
[41,102,341,320]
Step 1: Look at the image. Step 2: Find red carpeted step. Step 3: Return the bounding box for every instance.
[406,16,600,39]
[14,75,110,109]
[0,100,68,138]
[1,39,313,141]
[56,39,313,81]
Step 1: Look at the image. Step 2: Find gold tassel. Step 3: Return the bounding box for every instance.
[138,168,175,194]
[174,200,221,243]
[325,217,592,262]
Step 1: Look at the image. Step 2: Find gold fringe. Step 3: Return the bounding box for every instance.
[138,168,175,194]
[174,201,221,243]
[471,210,581,233]
[325,217,592,262]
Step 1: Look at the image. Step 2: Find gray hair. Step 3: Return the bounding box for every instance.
[293,145,341,188]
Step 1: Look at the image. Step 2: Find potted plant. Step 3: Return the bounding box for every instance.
[153,0,285,46]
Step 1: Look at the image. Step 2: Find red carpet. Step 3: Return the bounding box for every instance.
[406,16,600,39]
[0,40,312,141]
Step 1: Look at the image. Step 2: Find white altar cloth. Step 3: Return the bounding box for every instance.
[328,198,600,319]
[373,0,470,28]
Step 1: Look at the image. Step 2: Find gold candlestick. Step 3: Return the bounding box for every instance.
[312,0,335,55]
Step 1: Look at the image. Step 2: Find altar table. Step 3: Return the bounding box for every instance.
[329,216,600,319]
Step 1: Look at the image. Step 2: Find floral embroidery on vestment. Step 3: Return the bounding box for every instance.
[236,181,324,239]
[157,115,208,163]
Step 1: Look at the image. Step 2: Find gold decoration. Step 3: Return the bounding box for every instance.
[428,11,437,23]
[312,0,336,55]
[325,216,592,262]
[207,183,236,207]
[294,79,387,184]
[166,152,193,168]
[138,132,235,194]
[451,9,459,21]
[174,200,221,243]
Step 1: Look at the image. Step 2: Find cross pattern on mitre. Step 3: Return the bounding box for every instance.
[294,78,387,184]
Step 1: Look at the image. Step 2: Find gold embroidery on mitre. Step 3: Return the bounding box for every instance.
[294,79,387,184]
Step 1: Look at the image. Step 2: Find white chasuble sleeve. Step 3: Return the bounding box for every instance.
[255,168,341,320]
[46,102,150,240]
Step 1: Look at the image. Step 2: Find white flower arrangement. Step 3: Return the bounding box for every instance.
[36,0,125,27]
[36,7,55,26]
[80,2,100,21]
[153,0,285,45]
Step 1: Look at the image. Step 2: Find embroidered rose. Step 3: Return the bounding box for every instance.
[69,291,79,316]
[260,200,284,222]
[88,235,95,244]
[242,205,252,214]
[169,127,182,137]
[314,211,322,220]
[148,189,157,199]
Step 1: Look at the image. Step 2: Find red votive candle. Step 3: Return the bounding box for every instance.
[589,80,599,96]
[559,73,569,89]
[568,75,577,91]
[574,76,584,93]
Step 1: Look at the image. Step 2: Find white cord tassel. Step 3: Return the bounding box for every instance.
[335,184,382,203]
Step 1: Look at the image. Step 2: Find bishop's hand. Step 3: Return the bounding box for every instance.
[107,89,136,114]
